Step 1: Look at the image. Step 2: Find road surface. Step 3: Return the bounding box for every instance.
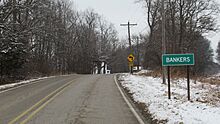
[0,74,140,124]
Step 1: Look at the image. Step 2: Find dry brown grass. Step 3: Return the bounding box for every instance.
[136,69,220,85]
[198,77,220,85]
[137,68,189,79]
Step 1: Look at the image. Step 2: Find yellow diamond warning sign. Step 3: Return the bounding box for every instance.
[127,54,135,62]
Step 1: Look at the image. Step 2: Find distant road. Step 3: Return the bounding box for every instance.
[0,74,139,124]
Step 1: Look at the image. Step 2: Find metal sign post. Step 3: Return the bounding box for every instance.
[167,66,171,99]
[187,65,190,100]
[127,54,135,74]
[162,53,194,100]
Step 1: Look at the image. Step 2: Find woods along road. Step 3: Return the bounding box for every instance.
[0,74,143,124]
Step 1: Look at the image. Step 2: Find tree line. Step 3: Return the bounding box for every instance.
[1,0,220,84]
[0,0,123,83]
[137,0,220,75]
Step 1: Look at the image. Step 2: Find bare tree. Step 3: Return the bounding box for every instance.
[139,0,219,74]
[0,0,121,83]
[217,41,220,64]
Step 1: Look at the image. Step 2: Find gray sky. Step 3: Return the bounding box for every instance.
[73,0,220,60]
[73,0,148,39]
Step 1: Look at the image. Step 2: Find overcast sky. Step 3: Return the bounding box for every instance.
[73,0,220,59]
[73,0,147,39]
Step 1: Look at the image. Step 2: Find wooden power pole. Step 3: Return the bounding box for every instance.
[120,21,137,50]
[136,36,140,71]
[120,21,137,74]
[162,0,166,84]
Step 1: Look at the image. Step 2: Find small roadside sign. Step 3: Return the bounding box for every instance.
[162,53,195,101]
[127,54,135,62]
[162,54,194,66]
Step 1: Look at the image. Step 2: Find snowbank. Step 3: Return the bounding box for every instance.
[119,73,220,124]
[0,77,50,91]
[214,72,220,77]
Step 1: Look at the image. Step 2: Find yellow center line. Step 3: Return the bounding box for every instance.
[21,82,72,124]
[8,80,74,124]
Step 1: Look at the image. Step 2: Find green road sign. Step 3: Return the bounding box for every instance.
[162,54,194,66]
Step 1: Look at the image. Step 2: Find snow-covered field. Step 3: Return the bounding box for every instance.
[119,72,220,124]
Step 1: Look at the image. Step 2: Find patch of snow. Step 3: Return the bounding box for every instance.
[0,77,50,91]
[11,42,24,45]
[1,50,7,53]
[214,73,220,77]
[136,70,152,75]
[119,74,220,124]
[1,47,12,54]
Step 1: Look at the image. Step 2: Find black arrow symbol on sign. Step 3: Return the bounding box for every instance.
[129,56,133,60]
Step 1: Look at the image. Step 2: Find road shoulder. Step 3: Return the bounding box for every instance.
[115,74,156,124]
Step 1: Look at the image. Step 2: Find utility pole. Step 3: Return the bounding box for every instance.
[136,36,140,71]
[120,21,137,74]
[120,21,137,50]
[162,0,166,84]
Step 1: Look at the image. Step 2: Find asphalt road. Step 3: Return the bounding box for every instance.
[0,74,140,124]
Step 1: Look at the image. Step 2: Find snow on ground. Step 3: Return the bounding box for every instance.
[0,74,74,92]
[0,77,50,91]
[119,72,220,124]
[213,72,220,77]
